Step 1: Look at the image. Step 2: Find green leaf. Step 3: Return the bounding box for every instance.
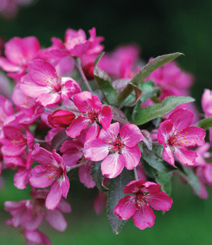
[131,52,184,85]
[155,172,172,196]
[142,159,157,179]
[139,81,160,103]
[117,83,142,107]
[198,117,212,130]
[91,161,108,192]
[94,54,118,105]
[133,96,195,125]
[107,169,132,235]
[176,164,200,195]
[141,144,176,173]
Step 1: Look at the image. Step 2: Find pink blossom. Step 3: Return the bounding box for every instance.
[98,44,140,79]
[66,91,112,138]
[158,108,206,166]
[61,129,96,188]
[1,126,34,157]
[84,122,143,178]
[23,229,51,245]
[20,59,81,107]
[114,179,173,230]
[5,189,71,231]
[29,144,70,209]
[0,36,40,80]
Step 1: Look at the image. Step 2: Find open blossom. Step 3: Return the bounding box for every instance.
[158,108,206,166]
[114,179,173,230]
[20,59,81,107]
[5,189,71,232]
[84,122,143,178]
[29,144,70,210]
[0,36,40,80]
[66,91,112,138]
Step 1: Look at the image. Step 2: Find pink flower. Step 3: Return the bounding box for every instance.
[23,229,51,245]
[66,91,112,138]
[0,36,40,80]
[83,122,143,178]
[29,144,70,210]
[20,59,81,107]
[158,108,206,166]
[5,189,71,231]
[114,179,173,230]
[1,126,34,157]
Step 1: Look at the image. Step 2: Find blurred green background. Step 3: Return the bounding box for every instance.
[0,0,212,244]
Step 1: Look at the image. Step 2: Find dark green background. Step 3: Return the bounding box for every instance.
[0,0,212,244]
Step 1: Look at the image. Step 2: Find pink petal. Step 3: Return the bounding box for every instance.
[101,153,125,178]
[114,195,136,220]
[94,191,107,214]
[168,108,193,131]
[32,145,55,166]
[0,57,20,72]
[46,209,67,231]
[174,147,198,166]
[123,179,145,194]
[175,126,205,147]
[78,161,96,188]
[29,166,53,188]
[122,145,141,170]
[37,92,61,107]
[46,180,62,210]
[56,199,72,213]
[99,122,120,142]
[162,145,175,166]
[132,205,155,230]
[158,119,173,144]
[85,122,100,142]
[83,138,109,161]
[21,36,40,60]
[98,106,113,129]
[147,191,173,211]
[73,91,93,113]
[66,116,90,138]
[14,168,30,189]
[24,230,51,245]
[120,124,143,147]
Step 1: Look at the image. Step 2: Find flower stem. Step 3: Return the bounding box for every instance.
[134,167,139,180]
[75,57,92,93]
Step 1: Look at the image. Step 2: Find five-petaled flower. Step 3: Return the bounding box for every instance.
[114,179,173,230]
[158,108,206,166]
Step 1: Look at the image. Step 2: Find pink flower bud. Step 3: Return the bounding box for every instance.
[82,62,95,80]
[48,110,75,128]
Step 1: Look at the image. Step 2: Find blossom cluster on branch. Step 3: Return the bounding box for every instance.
[0,27,211,245]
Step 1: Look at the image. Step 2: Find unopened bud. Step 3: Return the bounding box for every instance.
[48,110,75,128]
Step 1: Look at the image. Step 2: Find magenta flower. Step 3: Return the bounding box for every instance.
[5,189,71,231]
[29,144,70,209]
[20,59,81,107]
[83,122,143,178]
[48,110,76,128]
[23,230,51,245]
[114,179,173,230]
[0,36,40,80]
[158,108,206,166]
[66,91,112,138]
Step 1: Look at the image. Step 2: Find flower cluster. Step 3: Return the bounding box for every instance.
[0,27,211,244]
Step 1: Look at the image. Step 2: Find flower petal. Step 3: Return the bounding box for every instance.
[114,195,136,220]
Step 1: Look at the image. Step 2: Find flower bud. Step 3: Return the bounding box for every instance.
[48,110,75,128]
[82,62,95,80]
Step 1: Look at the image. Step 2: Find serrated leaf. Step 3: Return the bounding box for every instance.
[176,164,200,195]
[109,105,130,124]
[131,52,184,85]
[141,145,176,173]
[133,96,195,125]
[155,172,172,196]
[198,117,212,130]
[142,159,157,178]
[107,169,132,235]
[91,161,108,192]
[94,67,117,105]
